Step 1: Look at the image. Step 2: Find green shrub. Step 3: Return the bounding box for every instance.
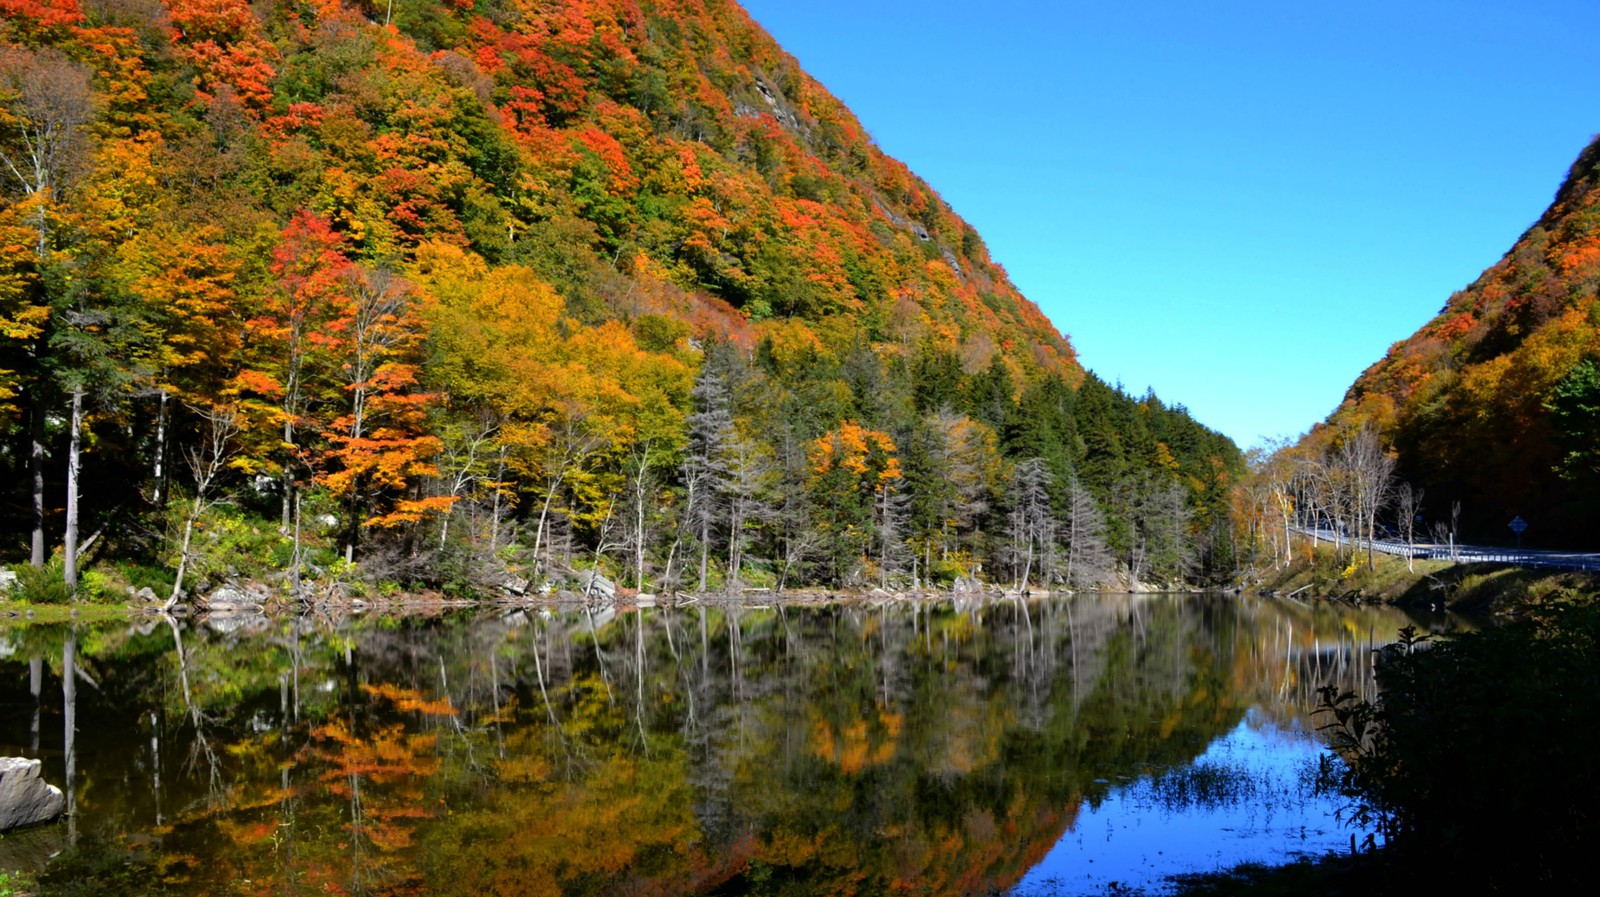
[1318,606,1600,886]
[0,867,38,897]
[164,502,289,590]
[929,555,970,586]
[76,569,116,604]
[6,560,72,605]
[113,561,176,597]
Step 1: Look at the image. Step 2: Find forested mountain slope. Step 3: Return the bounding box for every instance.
[0,0,1240,594]
[1318,134,1600,544]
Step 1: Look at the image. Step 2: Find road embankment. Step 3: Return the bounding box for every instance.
[1251,543,1600,614]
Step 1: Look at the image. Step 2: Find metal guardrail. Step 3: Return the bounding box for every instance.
[1289,526,1600,573]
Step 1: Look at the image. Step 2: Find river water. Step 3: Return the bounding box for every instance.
[0,595,1458,895]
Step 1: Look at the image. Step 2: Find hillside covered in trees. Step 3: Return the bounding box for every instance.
[1301,135,1600,547]
[0,0,1240,599]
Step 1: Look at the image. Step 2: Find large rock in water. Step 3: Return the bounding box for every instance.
[0,758,64,831]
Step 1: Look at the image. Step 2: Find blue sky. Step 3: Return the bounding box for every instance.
[738,0,1600,450]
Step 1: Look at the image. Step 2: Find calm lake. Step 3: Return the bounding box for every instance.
[0,595,1458,895]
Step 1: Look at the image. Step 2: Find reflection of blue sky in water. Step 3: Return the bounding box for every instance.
[1013,711,1370,895]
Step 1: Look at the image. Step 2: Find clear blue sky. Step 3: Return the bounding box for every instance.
[739,0,1600,450]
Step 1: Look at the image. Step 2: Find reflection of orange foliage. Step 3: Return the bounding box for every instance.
[313,719,441,793]
[762,828,820,868]
[807,708,903,774]
[218,818,279,847]
[432,745,701,897]
[310,715,440,855]
[363,682,459,717]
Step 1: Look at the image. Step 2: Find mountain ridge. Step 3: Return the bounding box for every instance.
[1,0,1241,591]
[1312,132,1600,542]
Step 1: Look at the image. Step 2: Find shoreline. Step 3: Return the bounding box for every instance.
[1,581,1230,625]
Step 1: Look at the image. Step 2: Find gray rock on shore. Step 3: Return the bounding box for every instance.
[0,758,64,832]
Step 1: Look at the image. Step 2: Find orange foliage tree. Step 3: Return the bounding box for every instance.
[808,420,902,583]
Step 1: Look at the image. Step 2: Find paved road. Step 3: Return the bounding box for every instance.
[1291,526,1600,573]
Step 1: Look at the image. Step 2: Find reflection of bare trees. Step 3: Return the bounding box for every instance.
[62,632,76,846]
[1225,598,1442,733]
[29,654,41,752]
[165,617,224,804]
[6,594,1449,895]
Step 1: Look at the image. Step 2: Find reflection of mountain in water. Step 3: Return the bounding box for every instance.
[0,595,1446,896]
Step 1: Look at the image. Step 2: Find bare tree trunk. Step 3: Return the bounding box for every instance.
[1397,484,1421,574]
[153,389,168,505]
[580,496,617,607]
[343,380,368,564]
[281,414,295,533]
[632,443,652,591]
[290,493,304,601]
[533,481,560,572]
[662,532,682,594]
[727,498,740,593]
[489,446,507,554]
[29,654,41,751]
[30,395,45,567]
[168,503,201,608]
[698,517,710,593]
[1281,505,1293,566]
[1019,541,1034,595]
[63,630,77,845]
[64,388,82,594]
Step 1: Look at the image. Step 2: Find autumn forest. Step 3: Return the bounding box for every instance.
[9,2,1600,895]
[0,0,1245,602]
[5,0,1600,611]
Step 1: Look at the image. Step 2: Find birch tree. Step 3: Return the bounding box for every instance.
[1337,424,1396,570]
[1396,482,1422,572]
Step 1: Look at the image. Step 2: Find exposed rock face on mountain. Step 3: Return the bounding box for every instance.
[1315,136,1600,542]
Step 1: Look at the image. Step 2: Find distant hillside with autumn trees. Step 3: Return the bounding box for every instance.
[0,0,1240,599]
[1249,135,1600,553]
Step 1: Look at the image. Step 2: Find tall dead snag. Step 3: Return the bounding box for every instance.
[0,46,92,569]
[1007,458,1056,593]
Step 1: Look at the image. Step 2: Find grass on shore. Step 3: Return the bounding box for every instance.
[1251,540,1600,613]
[0,600,136,624]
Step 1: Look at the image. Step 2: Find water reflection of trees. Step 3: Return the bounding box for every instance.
[0,595,1442,896]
